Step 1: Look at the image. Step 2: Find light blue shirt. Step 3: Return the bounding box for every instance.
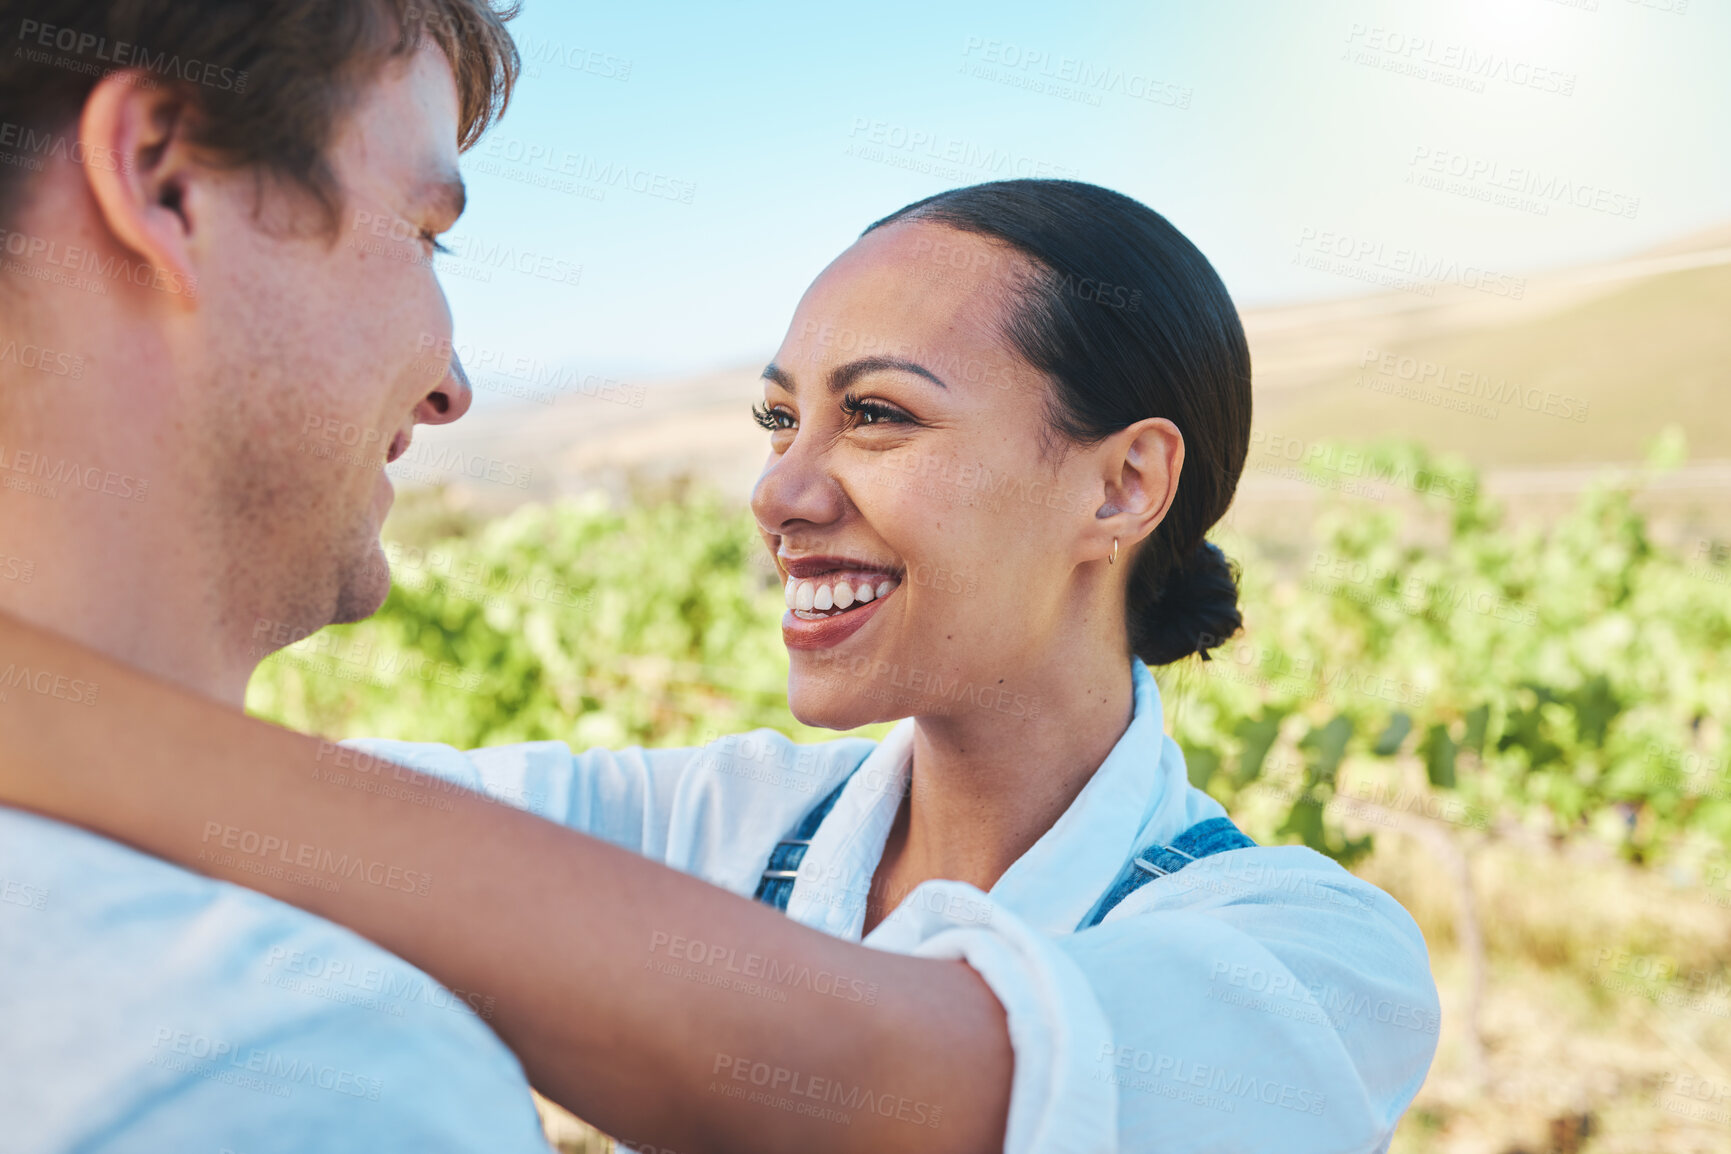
[352,659,1440,1154]
[0,807,551,1153]
[1,657,1437,1152]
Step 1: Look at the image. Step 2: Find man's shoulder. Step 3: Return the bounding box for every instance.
[0,807,547,1152]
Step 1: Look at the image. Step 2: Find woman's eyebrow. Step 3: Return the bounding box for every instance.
[830,356,949,391]
[761,357,950,393]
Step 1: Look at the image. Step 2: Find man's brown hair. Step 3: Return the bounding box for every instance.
[0,0,520,229]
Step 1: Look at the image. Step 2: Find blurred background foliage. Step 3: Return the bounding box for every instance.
[246,439,1731,1153]
[248,440,1731,879]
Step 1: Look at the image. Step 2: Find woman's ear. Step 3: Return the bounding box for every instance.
[77,70,203,304]
[1087,417,1185,562]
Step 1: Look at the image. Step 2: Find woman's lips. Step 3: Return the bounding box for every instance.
[781,583,894,650]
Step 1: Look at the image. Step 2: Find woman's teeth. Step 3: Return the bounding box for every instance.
[785,575,899,617]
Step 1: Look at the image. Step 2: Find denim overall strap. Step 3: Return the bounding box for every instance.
[753,774,854,911]
[1077,815,1256,930]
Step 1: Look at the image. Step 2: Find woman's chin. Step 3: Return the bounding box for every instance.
[786,669,901,731]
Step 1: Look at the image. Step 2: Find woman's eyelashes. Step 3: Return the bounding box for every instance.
[839,394,915,427]
[752,396,916,437]
[752,402,793,432]
[420,228,453,256]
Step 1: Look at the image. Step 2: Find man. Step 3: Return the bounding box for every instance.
[0,2,553,1148]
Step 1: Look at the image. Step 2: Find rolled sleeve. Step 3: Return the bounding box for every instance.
[867,881,1117,1154]
[868,851,1436,1154]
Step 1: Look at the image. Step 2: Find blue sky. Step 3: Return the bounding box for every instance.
[434,0,1730,403]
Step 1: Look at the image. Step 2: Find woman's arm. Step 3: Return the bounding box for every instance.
[0,612,1012,1154]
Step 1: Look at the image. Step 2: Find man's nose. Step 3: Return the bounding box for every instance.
[415,354,474,426]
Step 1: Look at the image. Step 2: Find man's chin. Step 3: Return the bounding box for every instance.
[329,548,393,625]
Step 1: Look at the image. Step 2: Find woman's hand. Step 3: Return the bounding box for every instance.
[0,610,1013,1154]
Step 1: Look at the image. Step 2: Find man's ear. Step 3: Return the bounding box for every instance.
[78,71,202,301]
[1086,417,1185,563]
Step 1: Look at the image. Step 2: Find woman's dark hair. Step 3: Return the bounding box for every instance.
[865,180,1251,665]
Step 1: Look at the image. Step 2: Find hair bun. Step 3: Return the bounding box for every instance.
[1130,541,1242,665]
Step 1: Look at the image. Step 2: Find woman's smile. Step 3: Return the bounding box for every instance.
[778,554,903,649]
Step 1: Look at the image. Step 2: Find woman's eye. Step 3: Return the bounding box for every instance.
[840,395,912,427]
[752,403,795,432]
[421,230,453,256]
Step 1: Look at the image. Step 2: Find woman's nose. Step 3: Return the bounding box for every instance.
[751,430,846,538]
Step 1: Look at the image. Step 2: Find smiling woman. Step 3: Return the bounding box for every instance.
[0,179,1440,1154]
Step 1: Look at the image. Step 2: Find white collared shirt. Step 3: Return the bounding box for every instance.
[354,659,1438,1153]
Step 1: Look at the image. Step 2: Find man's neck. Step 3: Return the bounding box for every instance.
[0,422,252,707]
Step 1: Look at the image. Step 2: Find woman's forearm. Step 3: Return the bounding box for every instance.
[0,613,1012,1154]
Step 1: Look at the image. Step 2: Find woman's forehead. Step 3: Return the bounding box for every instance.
[779,222,1031,369]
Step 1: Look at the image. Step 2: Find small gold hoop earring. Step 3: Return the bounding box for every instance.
[1109,538,1119,566]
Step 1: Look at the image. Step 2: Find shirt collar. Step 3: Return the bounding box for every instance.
[784,659,1191,939]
